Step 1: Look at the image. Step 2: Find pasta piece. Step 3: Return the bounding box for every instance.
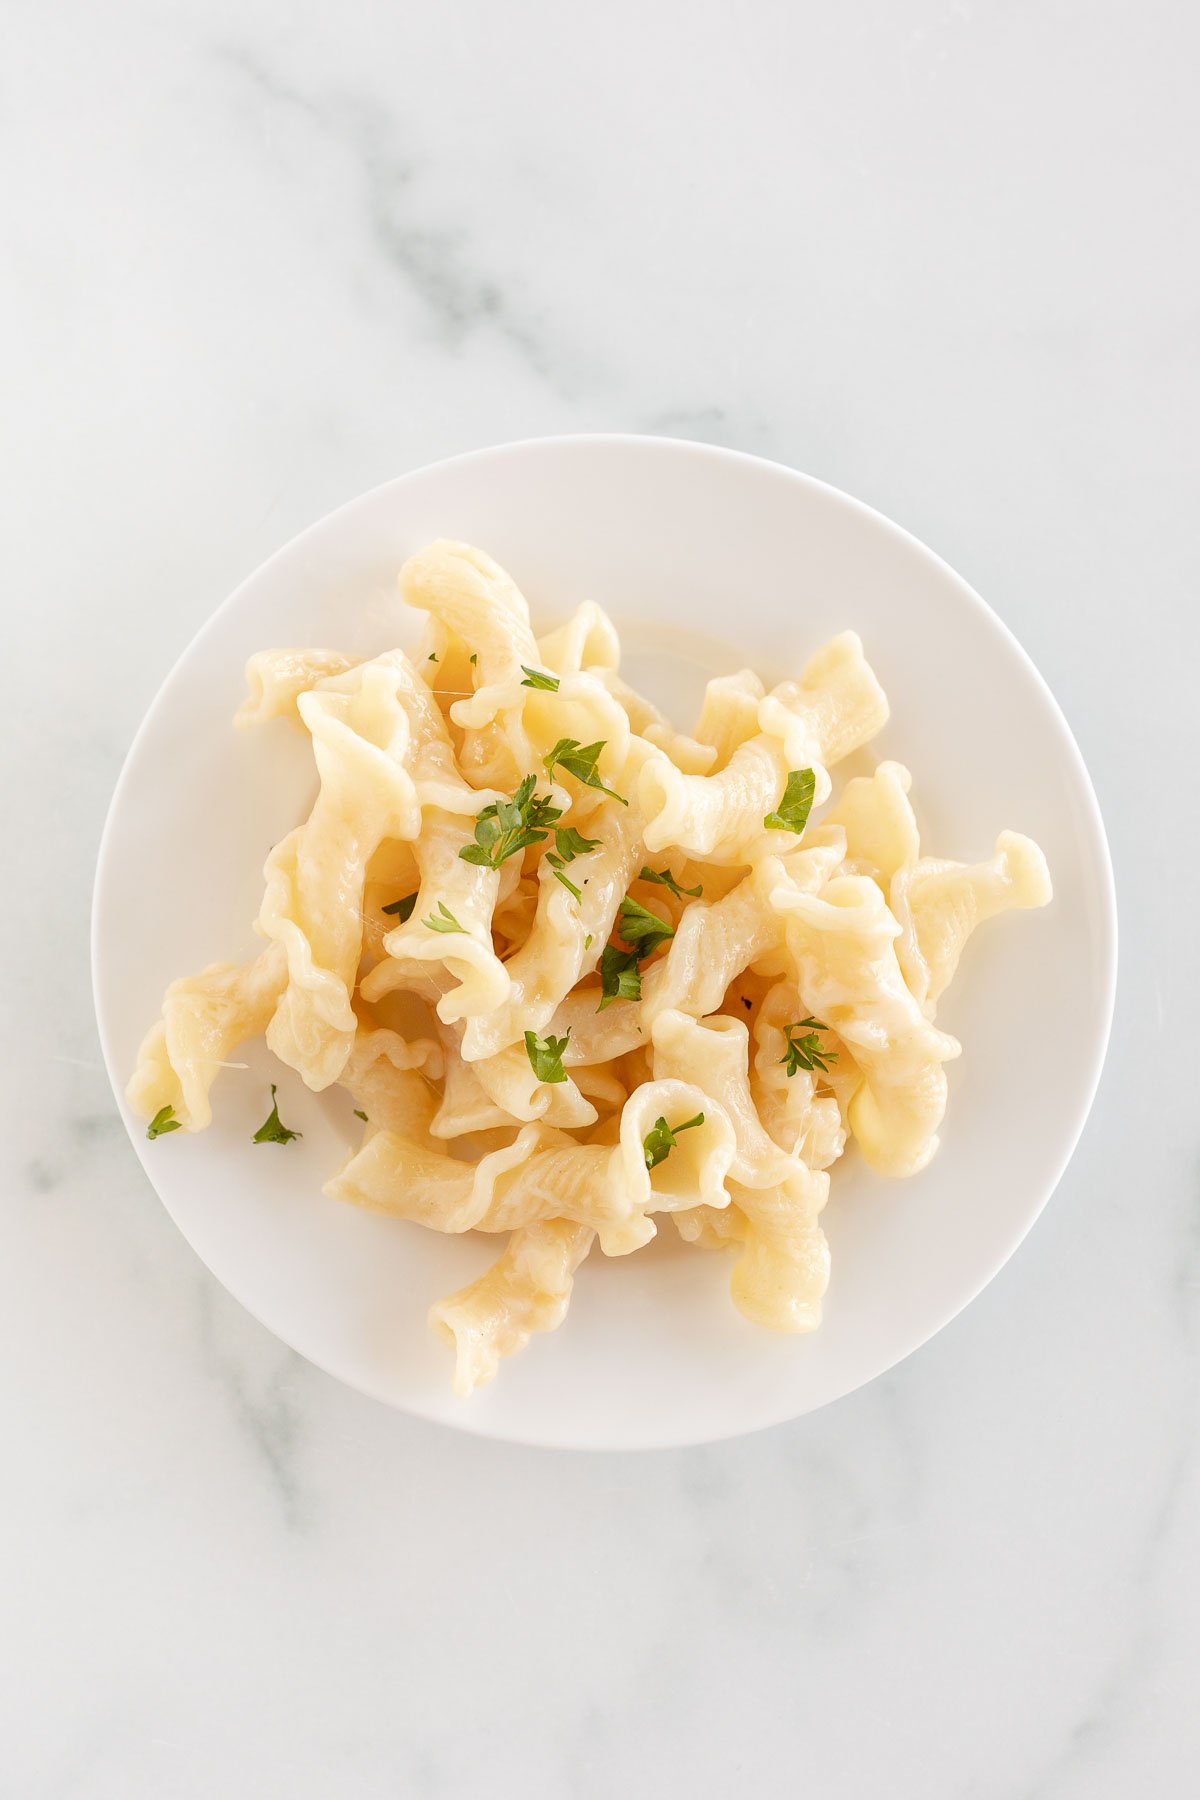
[725,1170,831,1332]
[674,1169,831,1332]
[569,1060,629,1114]
[824,761,920,887]
[638,733,796,862]
[594,669,717,774]
[126,943,287,1131]
[491,874,540,954]
[639,632,887,861]
[360,841,422,966]
[327,1079,735,1256]
[769,873,960,1177]
[470,1040,599,1130]
[691,669,765,769]
[258,656,440,1089]
[430,1220,596,1396]
[360,808,510,1024]
[756,631,890,771]
[749,981,848,1167]
[340,1013,443,1140]
[892,832,1052,1014]
[536,601,620,674]
[649,1009,800,1189]
[459,778,651,1061]
[430,1033,516,1139]
[399,540,541,786]
[651,1009,833,1327]
[235,649,360,729]
[643,838,846,1025]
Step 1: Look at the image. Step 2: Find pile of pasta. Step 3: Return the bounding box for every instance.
[128,541,1051,1394]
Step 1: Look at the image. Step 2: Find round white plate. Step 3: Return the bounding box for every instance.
[92,436,1116,1450]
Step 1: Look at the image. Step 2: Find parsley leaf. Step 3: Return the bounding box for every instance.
[253,1084,302,1144]
[469,652,478,667]
[545,824,602,902]
[428,652,438,663]
[520,665,560,691]
[542,737,628,805]
[146,1104,181,1140]
[382,892,417,921]
[524,1028,571,1084]
[616,897,675,957]
[598,944,642,1009]
[643,1112,705,1171]
[425,901,466,934]
[554,826,601,861]
[764,767,816,835]
[639,864,702,901]
[459,773,563,870]
[353,1109,368,1122]
[547,863,582,900]
[780,1016,838,1077]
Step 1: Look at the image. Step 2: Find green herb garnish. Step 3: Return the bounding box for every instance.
[616,897,675,957]
[253,1084,302,1144]
[542,737,628,804]
[520,665,560,691]
[780,1017,838,1077]
[428,652,438,663]
[382,892,417,921]
[639,865,702,901]
[598,944,642,1009]
[353,1109,368,1122]
[546,824,601,900]
[425,901,466,934]
[524,1028,571,1084]
[459,774,563,870]
[643,1112,705,1171]
[146,1105,181,1140]
[764,767,816,835]
[469,652,478,667]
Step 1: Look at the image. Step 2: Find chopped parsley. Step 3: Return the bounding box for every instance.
[520,665,560,691]
[253,1084,302,1144]
[424,901,466,934]
[460,773,562,870]
[146,1105,181,1140]
[353,1109,368,1122]
[639,865,702,901]
[546,824,601,900]
[643,1112,705,1171]
[780,1017,838,1077]
[598,944,642,1009]
[382,892,417,921]
[524,1028,571,1084]
[542,737,628,804]
[764,767,816,835]
[616,897,675,957]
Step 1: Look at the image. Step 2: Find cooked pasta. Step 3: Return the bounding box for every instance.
[129,537,1051,1391]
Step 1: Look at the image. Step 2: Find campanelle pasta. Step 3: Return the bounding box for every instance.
[128,539,1052,1394]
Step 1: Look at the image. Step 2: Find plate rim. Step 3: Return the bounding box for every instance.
[91,433,1118,1450]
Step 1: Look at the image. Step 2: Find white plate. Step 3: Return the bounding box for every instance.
[92,436,1116,1450]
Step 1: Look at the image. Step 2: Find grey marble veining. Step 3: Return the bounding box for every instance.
[3,0,1198,1794]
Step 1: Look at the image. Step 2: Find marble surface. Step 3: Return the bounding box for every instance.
[3,1,1196,1793]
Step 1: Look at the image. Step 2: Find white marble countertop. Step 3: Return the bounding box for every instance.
[5,2,1197,1794]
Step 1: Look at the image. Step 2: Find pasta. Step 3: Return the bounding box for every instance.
[129,538,1051,1392]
